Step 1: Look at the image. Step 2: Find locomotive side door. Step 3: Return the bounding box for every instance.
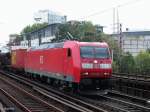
[63,48,72,78]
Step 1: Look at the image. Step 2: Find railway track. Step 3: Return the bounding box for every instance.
[101,91,150,112]
[112,73,150,99]
[0,76,64,112]
[0,88,21,112]
[0,70,107,112]
[112,73,150,82]
[82,90,150,112]
[1,70,150,112]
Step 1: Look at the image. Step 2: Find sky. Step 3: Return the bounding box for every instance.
[0,0,149,45]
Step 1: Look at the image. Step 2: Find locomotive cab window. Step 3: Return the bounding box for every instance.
[80,46,110,58]
[67,48,72,57]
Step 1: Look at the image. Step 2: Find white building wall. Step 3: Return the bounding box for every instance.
[34,10,48,23]
[34,10,66,24]
[122,38,150,56]
[20,40,28,47]
[31,39,39,47]
[20,36,56,47]
[41,36,55,43]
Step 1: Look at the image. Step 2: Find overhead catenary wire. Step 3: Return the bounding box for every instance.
[79,0,143,20]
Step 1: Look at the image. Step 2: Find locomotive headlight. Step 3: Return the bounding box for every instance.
[82,63,93,69]
[94,60,98,63]
[100,64,111,69]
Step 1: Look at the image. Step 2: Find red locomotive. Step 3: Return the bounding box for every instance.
[11,41,112,91]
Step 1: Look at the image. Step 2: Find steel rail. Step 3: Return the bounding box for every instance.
[0,70,107,112]
[98,93,150,112]
[0,76,64,112]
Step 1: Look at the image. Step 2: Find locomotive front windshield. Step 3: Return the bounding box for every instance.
[80,46,110,58]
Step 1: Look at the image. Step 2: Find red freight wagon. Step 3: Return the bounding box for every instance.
[11,49,27,69]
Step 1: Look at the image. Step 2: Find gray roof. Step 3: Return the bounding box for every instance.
[23,23,60,36]
[30,42,64,50]
[111,31,150,37]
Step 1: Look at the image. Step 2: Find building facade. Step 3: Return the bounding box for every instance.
[21,23,60,47]
[111,31,150,56]
[34,10,67,24]
[11,20,104,48]
[9,34,22,46]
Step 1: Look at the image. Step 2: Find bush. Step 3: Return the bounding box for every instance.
[135,51,150,75]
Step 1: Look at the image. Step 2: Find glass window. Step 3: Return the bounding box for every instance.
[80,46,94,58]
[95,47,109,58]
[80,46,110,58]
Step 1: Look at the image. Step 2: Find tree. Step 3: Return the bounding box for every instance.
[135,51,150,75]
[21,23,48,34]
[55,21,96,41]
[119,52,135,73]
[146,49,150,53]
[112,61,119,73]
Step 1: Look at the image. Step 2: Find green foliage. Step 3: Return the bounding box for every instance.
[116,51,150,75]
[55,21,96,41]
[119,52,135,73]
[112,61,119,73]
[21,23,48,34]
[135,51,150,74]
[146,49,150,53]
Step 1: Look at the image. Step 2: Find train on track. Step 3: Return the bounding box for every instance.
[0,40,112,93]
[0,52,10,67]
